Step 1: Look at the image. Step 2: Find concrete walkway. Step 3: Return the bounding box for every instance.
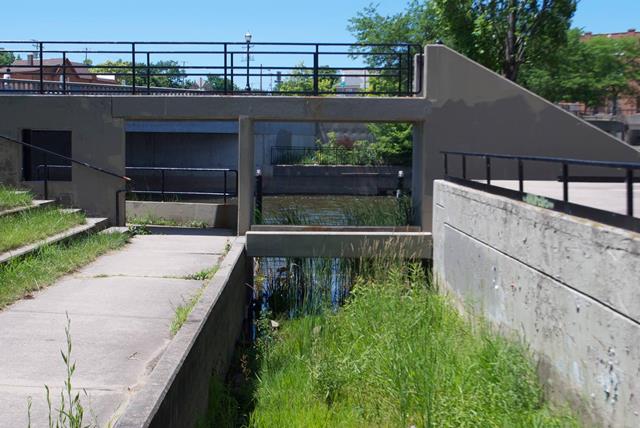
[0,228,234,427]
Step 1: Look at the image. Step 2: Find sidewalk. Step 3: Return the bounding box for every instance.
[0,228,234,427]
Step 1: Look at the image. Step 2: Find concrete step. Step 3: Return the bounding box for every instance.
[0,200,56,218]
[0,217,110,265]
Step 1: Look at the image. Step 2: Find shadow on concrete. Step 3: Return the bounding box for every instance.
[145,226,235,236]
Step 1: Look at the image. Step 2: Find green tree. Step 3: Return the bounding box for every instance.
[274,62,339,94]
[522,29,640,109]
[0,50,15,67]
[204,75,240,92]
[91,59,187,88]
[350,0,576,83]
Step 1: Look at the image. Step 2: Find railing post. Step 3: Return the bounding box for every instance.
[406,48,412,96]
[223,170,228,204]
[39,42,44,94]
[313,44,319,96]
[462,155,467,180]
[627,168,634,217]
[518,159,524,193]
[131,43,136,95]
[485,156,491,185]
[443,153,448,176]
[146,52,151,93]
[397,53,402,96]
[44,161,49,200]
[230,53,234,94]
[160,169,165,201]
[396,170,404,198]
[223,43,228,94]
[255,169,263,224]
[562,163,569,203]
[62,51,67,94]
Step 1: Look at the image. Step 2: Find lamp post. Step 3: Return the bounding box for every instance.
[245,31,252,92]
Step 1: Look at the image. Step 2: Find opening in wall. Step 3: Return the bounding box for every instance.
[21,129,72,181]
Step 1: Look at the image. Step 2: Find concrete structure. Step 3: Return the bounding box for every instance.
[433,180,640,427]
[126,201,237,229]
[115,238,249,428]
[0,229,235,427]
[246,230,431,258]
[1,44,639,233]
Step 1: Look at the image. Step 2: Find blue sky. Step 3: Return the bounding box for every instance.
[2,0,637,42]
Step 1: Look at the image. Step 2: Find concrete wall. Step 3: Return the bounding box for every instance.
[0,97,126,222]
[418,44,640,230]
[265,165,410,195]
[433,180,640,427]
[126,201,238,229]
[115,238,250,428]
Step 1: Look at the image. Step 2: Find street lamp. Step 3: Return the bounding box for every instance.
[245,31,252,91]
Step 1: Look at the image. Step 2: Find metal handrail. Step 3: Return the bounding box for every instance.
[0,40,423,96]
[441,150,639,218]
[0,133,131,224]
[125,166,238,204]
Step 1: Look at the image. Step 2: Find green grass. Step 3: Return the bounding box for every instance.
[245,265,579,428]
[128,214,208,228]
[0,232,129,308]
[0,207,86,253]
[170,286,206,336]
[0,186,32,211]
[184,265,219,281]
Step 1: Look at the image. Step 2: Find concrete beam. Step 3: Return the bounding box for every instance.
[245,231,432,259]
[109,96,430,122]
[237,116,254,235]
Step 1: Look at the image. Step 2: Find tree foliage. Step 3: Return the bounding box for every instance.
[274,62,339,94]
[0,50,15,67]
[91,59,187,88]
[522,29,640,108]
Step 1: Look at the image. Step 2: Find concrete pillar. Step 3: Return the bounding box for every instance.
[237,116,254,235]
[413,53,425,97]
[412,121,430,230]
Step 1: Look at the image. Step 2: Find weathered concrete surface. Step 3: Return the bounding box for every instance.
[115,238,249,428]
[0,229,234,428]
[126,200,238,229]
[246,230,432,259]
[420,44,640,230]
[433,180,640,427]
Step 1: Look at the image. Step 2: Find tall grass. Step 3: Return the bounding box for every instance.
[0,207,85,253]
[248,264,578,427]
[0,186,32,210]
[0,232,129,308]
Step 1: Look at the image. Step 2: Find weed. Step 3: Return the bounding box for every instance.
[0,186,32,210]
[184,266,219,281]
[128,214,208,228]
[170,287,205,336]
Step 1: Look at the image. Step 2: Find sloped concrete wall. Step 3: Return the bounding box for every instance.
[417,44,640,230]
[432,180,640,427]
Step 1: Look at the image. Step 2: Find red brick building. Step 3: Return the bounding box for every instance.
[3,54,115,85]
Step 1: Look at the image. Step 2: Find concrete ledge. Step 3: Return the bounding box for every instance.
[246,230,432,258]
[0,199,54,218]
[0,217,109,265]
[126,200,237,230]
[115,238,249,428]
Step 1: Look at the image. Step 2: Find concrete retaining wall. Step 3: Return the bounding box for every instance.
[432,180,640,427]
[266,165,410,195]
[126,201,238,230]
[115,238,250,428]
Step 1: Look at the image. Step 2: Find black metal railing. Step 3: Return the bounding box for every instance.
[0,40,423,96]
[125,167,237,203]
[0,133,131,224]
[442,151,640,230]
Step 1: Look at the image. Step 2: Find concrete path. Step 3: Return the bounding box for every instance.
[0,228,234,427]
[486,180,640,218]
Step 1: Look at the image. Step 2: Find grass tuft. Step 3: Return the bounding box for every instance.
[170,287,205,336]
[184,266,219,281]
[0,232,129,309]
[0,186,32,210]
[0,207,85,253]
[128,214,208,228]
